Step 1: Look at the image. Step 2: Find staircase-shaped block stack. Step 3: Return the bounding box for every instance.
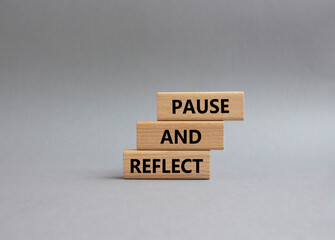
[123,92,244,179]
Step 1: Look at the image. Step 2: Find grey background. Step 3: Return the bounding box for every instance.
[1,0,334,239]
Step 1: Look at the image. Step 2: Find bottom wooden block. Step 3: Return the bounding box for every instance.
[123,150,210,179]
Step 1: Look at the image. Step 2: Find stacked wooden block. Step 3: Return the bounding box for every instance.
[123,92,244,179]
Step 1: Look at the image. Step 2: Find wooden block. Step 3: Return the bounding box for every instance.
[123,150,210,179]
[137,121,224,150]
[157,92,244,121]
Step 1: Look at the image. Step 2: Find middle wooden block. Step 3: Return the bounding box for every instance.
[137,121,224,150]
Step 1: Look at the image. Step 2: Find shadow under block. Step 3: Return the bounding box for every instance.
[157,92,244,121]
[123,150,210,179]
[137,121,224,150]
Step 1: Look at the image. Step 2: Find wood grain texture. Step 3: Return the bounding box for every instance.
[137,121,224,150]
[157,92,244,121]
[123,150,210,179]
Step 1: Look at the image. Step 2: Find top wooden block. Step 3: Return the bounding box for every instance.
[157,92,244,121]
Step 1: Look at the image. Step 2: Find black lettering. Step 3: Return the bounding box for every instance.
[197,99,208,114]
[130,159,141,173]
[193,159,203,173]
[210,99,219,113]
[181,159,192,173]
[190,130,201,144]
[183,100,195,114]
[221,99,229,113]
[172,159,180,173]
[142,159,151,173]
[172,100,182,114]
[162,159,170,173]
[175,130,187,144]
[161,130,173,144]
[152,159,160,173]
